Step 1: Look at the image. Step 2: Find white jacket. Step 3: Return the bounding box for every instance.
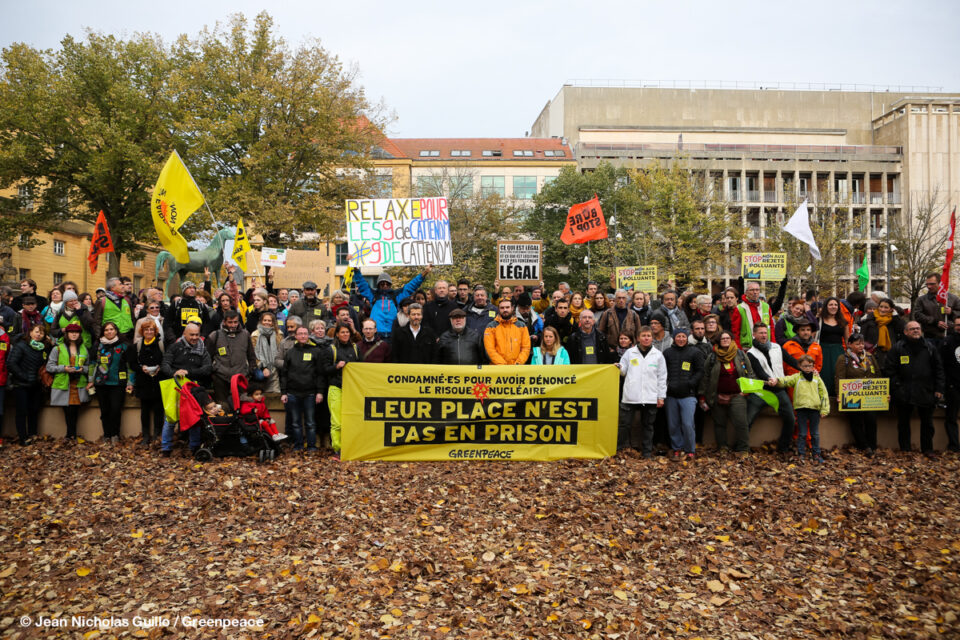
[619,345,667,405]
[747,343,785,378]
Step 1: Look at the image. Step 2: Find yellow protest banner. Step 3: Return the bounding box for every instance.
[341,364,618,461]
[838,378,890,411]
[741,252,787,281]
[151,151,205,263]
[616,266,658,293]
[232,217,252,272]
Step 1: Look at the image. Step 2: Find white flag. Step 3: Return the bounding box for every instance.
[783,200,821,260]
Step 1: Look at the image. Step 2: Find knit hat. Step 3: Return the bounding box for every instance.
[63,290,78,303]
[517,293,533,308]
[376,273,393,287]
[672,327,690,337]
[64,323,82,333]
[181,281,196,293]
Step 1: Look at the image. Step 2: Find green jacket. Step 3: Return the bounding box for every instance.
[50,342,90,390]
[778,372,830,415]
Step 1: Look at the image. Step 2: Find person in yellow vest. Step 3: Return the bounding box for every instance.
[93,277,136,342]
[46,323,93,441]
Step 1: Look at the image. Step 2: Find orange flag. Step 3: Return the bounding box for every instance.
[88,210,114,273]
[560,194,608,245]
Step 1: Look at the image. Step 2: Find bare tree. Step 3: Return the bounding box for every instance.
[889,189,947,306]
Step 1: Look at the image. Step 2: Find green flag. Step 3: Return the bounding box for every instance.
[737,377,779,411]
[856,252,870,292]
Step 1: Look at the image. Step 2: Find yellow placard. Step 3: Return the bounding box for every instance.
[303,353,312,362]
[341,364,618,461]
[900,356,909,365]
[681,361,691,371]
[180,307,199,326]
[218,347,227,356]
[616,266,657,293]
[741,253,787,281]
[838,378,890,412]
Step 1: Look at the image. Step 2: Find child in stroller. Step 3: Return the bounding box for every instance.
[238,380,288,443]
[188,375,277,462]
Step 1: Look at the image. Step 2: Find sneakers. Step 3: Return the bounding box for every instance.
[331,453,341,461]
[271,433,288,442]
[685,452,695,462]
[671,450,683,462]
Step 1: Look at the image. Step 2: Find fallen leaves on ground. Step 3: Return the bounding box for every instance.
[0,440,959,638]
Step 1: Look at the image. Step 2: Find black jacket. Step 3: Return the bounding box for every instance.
[7,338,48,387]
[465,303,498,336]
[280,341,329,396]
[424,298,456,336]
[882,338,945,407]
[543,310,577,345]
[940,332,960,391]
[126,339,164,399]
[326,339,360,388]
[160,338,212,387]
[391,324,437,364]
[662,343,706,398]
[437,328,484,365]
[164,296,210,344]
[567,329,616,364]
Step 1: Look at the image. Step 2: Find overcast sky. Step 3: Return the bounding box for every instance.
[3,0,959,138]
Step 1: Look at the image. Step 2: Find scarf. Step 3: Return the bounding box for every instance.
[254,325,279,368]
[104,290,124,308]
[178,335,207,357]
[714,341,738,363]
[753,340,771,355]
[44,301,63,322]
[100,335,119,346]
[741,296,762,324]
[396,311,410,328]
[845,348,862,369]
[29,339,45,351]
[144,336,156,345]
[570,303,584,320]
[21,309,42,333]
[801,371,814,382]
[874,313,894,351]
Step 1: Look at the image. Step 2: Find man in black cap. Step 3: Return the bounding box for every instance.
[287,280,325,323]
[437,307,484,365]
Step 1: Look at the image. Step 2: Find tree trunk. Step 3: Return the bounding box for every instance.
[107,250,121,278]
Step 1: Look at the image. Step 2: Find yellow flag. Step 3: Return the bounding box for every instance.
[152,151,205,263]
[343,266,354,289]
[232,217,252,272]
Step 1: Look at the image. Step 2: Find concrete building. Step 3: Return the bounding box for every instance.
[531,83,960,293]
[326,137,574,288]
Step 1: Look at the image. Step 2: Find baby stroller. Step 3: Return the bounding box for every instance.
[176,379,272,463]
[231,374,283,462]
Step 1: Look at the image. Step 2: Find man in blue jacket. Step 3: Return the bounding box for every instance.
[355,264,433,341]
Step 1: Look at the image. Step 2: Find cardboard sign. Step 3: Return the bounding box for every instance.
[497,241,542,286]
[616,266,658,293]
[247,248,331,290]
[260,247,287,267]
[741,253,787,281]
[345,197,452,267]
[838,378,890,412]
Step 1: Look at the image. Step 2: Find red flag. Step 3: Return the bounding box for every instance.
[937,207,956,305]
[88,210,114,273]
[561,194,608,245]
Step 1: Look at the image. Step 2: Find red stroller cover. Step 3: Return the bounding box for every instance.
[177,380,206,432]
[231,374,248,411]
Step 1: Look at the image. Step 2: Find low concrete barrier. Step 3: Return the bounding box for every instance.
[0,395,954,451]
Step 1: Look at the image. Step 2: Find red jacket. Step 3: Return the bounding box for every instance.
[240,397,271,423]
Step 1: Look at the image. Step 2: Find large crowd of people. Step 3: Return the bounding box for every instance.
[2,265,957,463]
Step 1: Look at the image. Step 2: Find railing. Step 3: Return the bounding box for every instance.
[851,193,866,204]
[870,195,884,204]
[850,228,865,238]
[871,262,885,273]
[746,190,760,202]
[887,193,901,204]
[748,226,762,239]
[577,142,903,156]
[728,191,742,202]
[564,79,945,92]
[870,227,885,239]
[763,192,777,202]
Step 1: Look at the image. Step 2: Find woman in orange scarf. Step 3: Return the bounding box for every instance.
[859,297,905,368]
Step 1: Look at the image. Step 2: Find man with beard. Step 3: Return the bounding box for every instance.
[883,321,945,458]
[567,309,615,364]
[543,298,576,345]
[781,319,823,375]
[745,323,797,459]
[423,279,455,336]
[483,298,530,366]
[207,310,255,409]
[437,308,483,365]
[287,280,326,324]
[392,303,437,364]
[465,285,498,335]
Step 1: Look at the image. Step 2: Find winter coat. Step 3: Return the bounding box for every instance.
[913,291,960,339]
[465,303,498,336]
[859,312,905,350]
[7,338,48,387]
[437,328,484,365]
[782,338,823,375]
[567,329,616,364]
[355,273,424,334]
[940,332,960,391]
[164,295,210,344]
[596,307,642,348]
[424,297,457,336]
[160,337,212,387]
[92,340,132,387]
[392,324,438,364]
[126,337,164,400]
[287,296,326,324]
[0,329,9,386]
[483,316,531,365]
[618,345,667,405]
[358,338,392,363]
[206,327,255,382]
[834,351,881,397]
[531,346,571,365]
[777,373,830,415]
[542,310,577,345]
[882,338,945,407]
[662,343,706,398]
[326,340,360,388]
[701,350,755,407]
[46,342,92,406]
[280,341,329,396]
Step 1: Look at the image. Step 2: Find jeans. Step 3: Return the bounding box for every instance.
[796,408,821,458]
[286,393,316,450]
[666,396,697,453]
[96,384,126,439]
[895,401,935,452]
[14,384,43,444]
[328,386,342,453]
[944,386,960,450]
[161,419,203,452]
[746,388,796,452]
[617,403,658,455]
[712,394,749,451]
[140,397,164,442]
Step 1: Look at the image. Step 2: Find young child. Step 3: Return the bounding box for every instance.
[773,355,830,463]
[192,386,225,418]
[239,383,287,442]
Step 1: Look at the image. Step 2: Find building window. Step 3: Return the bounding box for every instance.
[133,258,143,267]
[512,150,534,157]
[53,272,65,286]
[416,176,443,197]
[543,176,557,187]
[551,150,565,157]
[133,275,142,292]
[448,176,473,199]
[335,242,350,266]
[419,150,439,157]
[513,176,537,199]
[17,185,33,211]
[450,150,472,157]
[480,176,505,198]
[481,150,502,157]
[53,239,65,256]
[18,269,29,282]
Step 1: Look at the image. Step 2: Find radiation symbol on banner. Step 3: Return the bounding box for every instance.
[471,382,489,404]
